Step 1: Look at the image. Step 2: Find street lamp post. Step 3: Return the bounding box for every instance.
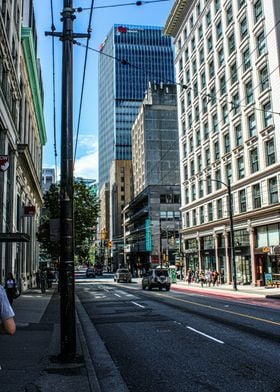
[207,178,237,291]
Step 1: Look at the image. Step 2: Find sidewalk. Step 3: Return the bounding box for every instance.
[172,279,280,300]
[0,287,94,392]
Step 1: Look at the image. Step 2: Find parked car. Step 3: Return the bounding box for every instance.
[142,268,171,291]
[114,268,132,283]
[86,267,96,278]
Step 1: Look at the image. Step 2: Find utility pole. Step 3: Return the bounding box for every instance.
[45,1,89,359]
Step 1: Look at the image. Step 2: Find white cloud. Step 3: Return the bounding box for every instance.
[74,150,98,180]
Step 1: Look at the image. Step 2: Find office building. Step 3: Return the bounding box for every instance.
[165,0,280,285]
[98,24,175,267]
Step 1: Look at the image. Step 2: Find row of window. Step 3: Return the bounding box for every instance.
[183,138,275,188]
[178,0,263,55]
[184,176,278,228]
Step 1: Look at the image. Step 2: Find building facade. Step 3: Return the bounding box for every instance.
[42,168,55,193]
[0,0,46,289]
[165,0,280,285]
[124,83,181,272]
[98,24,175,267]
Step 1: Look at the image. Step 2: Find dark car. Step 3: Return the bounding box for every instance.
[142,268,171,291]
[86,267,96,278]
[114,268,132,283]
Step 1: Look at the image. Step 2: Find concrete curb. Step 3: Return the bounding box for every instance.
[76,295,129,392]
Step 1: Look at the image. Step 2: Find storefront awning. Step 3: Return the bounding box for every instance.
[0,233,30,242]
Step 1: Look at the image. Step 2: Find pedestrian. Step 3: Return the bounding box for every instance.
[47,269,53,288]
[36,271,40,288]
[199,271,205,287]
[40,270,47,293]
[187,269,192,285]
[220,269,225,284]
[206,270,212,287]
[0,283,16,335]
[213,271,219,286]
[4,272,17,306]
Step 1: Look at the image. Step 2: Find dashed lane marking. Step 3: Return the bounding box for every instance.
[187,326,224,344]
[131,301,145,308]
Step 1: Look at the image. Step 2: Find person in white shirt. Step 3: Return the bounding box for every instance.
[0,284,16,335]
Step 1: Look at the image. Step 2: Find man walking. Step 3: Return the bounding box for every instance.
[0,284,16,335]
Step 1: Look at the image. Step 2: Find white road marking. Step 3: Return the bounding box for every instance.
[114,293,121,297]
[131,301,145,308]
[187,326,224,344]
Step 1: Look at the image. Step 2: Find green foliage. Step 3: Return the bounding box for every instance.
[37,180,100,263]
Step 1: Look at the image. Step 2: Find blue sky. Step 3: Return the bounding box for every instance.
[34,0,174,181]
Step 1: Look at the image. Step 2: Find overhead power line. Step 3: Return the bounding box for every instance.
[76,0,169,11]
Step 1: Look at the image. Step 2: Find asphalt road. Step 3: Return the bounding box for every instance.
[76,272,280,392]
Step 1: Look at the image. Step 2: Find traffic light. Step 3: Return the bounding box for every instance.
[108,240,112,248]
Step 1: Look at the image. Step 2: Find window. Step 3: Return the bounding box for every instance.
[196,1,201,16]
[226,5,233,25]
[208,203,213,221]
[185,47,189,62]
[207,35,213,53]
[230,62,237,84]
[207,175,212,194]
[206,10,211,27]
[268,177,278,204]
[199,48,204,65]
[195,105,199,122]
[191,37,196,51]
[197,154,202,171]
[186,212,190,227]
[191,159,195,176]
[253,183,261,209]
[192,58,197,74]
[240,17,248,40]
[188,111,193,128]
[198,25,203,40]
[248,113,256,137]
[220,75,226,96]
[215,168,221,189]
[214,141,220,160]
[202,97,208,114]
[263,101,273,128]
[200,206,204,223]
[199,180,204,197]
[217,199,223,219]
[179,58,183,71]
[238,0,246,9]
[201,71,206,88]
[228,33,235,53]
[254,0,263,23]
[235,124,242,146]
[185,188,189,204]
[216,20,222,41]
[196,130,201,147]
[186,68,190,83]
[239,189,247,213]
[190,14,194,29]
[222,104,228,124]
[245,80,254,104]
[210,86,216,105]
[209,60,215,79]
[224,133,230,153]
[187,90,192,106]
[232,92,240,115]
[257,31,266,56]
[193,209,197,226]
[189,136,194,153]
[237,156,245,179]
[181,99,185,115]
[193,80,198,97]
[213,113,218,133]
[218,46,224,67]
[260,65,269,92]
[191,183,196,201]
[243,47,251,71]
[250,148,259,173]
[226,163,232,182]
[214,0,220,13]
[266,139,276,166]
[204,122,209,140]
[184,27,188,40]
[205,148,211,166]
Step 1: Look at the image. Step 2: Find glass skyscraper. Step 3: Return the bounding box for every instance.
[98,24,175,188]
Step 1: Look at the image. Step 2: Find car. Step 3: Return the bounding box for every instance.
[114,268,132,283]
[142,268,171,291]
[86,267,96,278]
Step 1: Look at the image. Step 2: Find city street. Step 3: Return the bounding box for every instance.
[76,272,280,392]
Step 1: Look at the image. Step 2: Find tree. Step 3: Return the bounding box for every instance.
[37,180,99,263]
